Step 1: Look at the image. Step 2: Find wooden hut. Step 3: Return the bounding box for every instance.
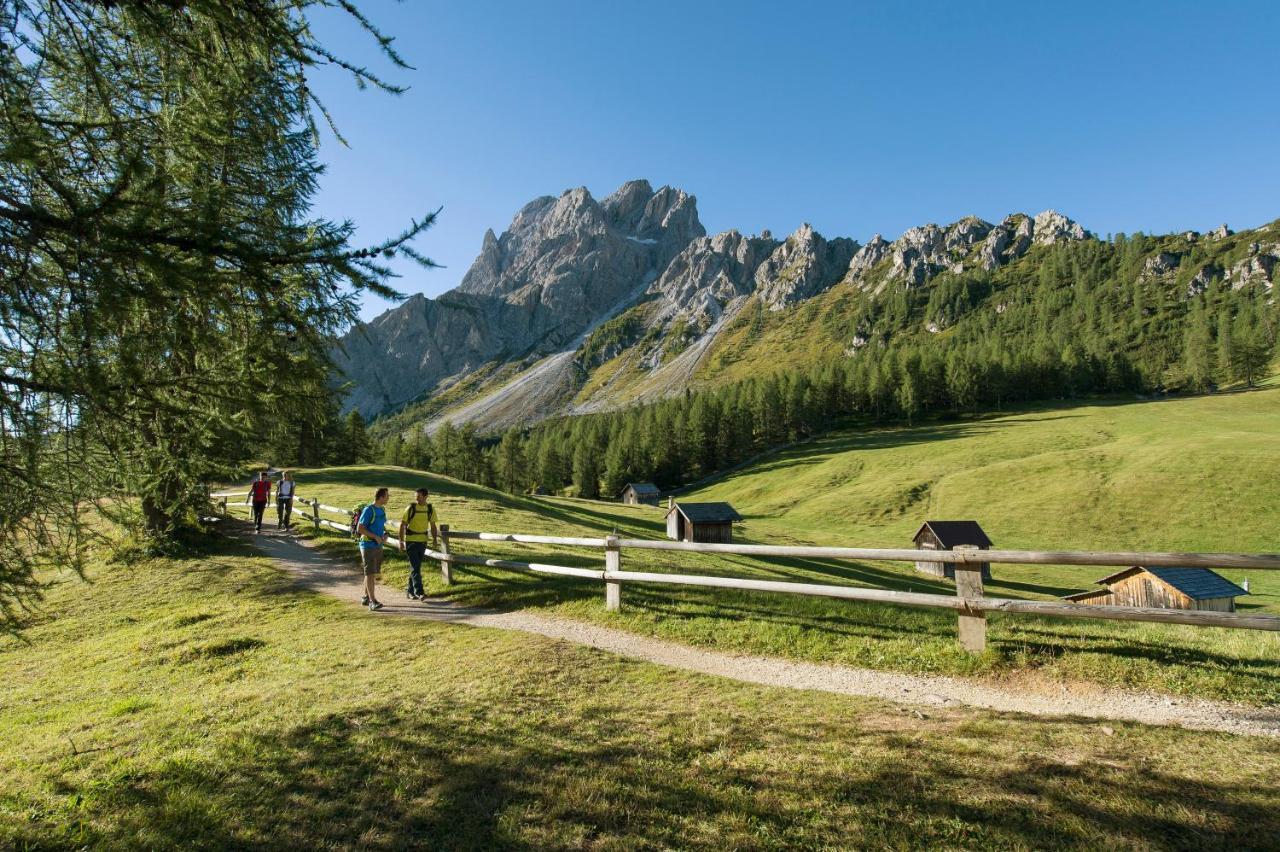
[912,520,992,580]
[665,501,742,543]
[1064,566,1246,612]
[620,482,661,506]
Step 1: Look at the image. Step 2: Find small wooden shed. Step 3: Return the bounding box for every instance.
[1064,566,1246,612]
[666,501,742,543]
[913,520,992,580]
[620,482,661,506]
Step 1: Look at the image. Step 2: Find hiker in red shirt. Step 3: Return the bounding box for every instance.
[245,471,272,533]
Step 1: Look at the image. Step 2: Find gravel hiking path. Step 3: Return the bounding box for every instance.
[235,523,1280,738]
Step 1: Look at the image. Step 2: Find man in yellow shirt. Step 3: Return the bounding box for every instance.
[398,487,440,600]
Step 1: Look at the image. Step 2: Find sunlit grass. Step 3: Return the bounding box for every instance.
[3,539,1280,847]
[269,386,1280,704]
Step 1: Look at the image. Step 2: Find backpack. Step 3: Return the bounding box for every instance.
[349,503,369,540]
[406,502,433,524]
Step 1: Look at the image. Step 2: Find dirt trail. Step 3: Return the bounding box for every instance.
[238,524,1280,738]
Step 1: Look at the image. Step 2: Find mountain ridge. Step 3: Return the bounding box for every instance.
[337,180,1276,435]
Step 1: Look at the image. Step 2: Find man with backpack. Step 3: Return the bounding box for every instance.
[355,487,390,611]
[276,470,296,529]
[398,487,440,600]
[245,471,272,533]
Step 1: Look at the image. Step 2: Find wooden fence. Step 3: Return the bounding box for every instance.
[211,491,1280,653]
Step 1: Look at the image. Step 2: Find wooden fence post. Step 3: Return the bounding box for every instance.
[605,535,621,611]
[439,524,453,586]
[310,498,320,531]
[953,544,986,653]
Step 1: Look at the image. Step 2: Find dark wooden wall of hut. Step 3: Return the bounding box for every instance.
[689,522,733,544]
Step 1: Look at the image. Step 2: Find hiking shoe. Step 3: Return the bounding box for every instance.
[360,595,369,606]
[369,601,384,611]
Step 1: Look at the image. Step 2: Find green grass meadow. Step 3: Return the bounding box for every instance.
[4,539,1280,849]
[285,388,1280,704]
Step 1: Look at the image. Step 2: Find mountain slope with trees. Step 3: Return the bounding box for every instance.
[366,206,1278,497]
[357,183,1277,461]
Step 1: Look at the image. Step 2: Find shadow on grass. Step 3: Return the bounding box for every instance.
[52,700,1280,849]
[1005,625,1280,676]
[277,524,1280,693]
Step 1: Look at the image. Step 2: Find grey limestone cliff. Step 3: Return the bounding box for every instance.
[335,180,704,417]
[337,180,1101,428]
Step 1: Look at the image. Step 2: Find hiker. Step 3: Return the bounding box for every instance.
[356,487,390,611]
[398,487,440,600]
[276,470,296,529]
[245,471,271,533]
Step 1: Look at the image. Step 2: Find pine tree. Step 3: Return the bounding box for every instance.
[345,411,372,464]
[496,431,526,494]
[1230,305,1272,387]
[1182,303,1215,392]
[434,422,459,478]
[897,371,920,424]
[945,348,979,412]
[0,1,435,622]
[1216,310,1235,385]
[573,441,601,499]
[536,439,567,493]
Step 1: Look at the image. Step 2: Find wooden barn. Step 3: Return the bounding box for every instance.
[1064,566,1246,612]
[665,501,742,543]
[913,520,992,580]
[620,482,661,506]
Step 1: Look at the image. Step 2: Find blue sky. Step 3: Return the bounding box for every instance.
[305,1,1280,321]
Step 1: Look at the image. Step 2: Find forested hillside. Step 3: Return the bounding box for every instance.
[368,223,1278,497]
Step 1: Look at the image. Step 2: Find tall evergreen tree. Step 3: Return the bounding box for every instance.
[0,1,433,627]
[1182,302,1216,392]
[345,411,371,464]
[496,430,526,494]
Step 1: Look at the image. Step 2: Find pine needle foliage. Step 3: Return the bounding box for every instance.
[0,0,434,630]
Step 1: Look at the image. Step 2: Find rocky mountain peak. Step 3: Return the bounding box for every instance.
[755,224,858,309]
[978,214,1031,271]
[1032,210,1089,245]
[601,179,655,228]
[881,217,995,287]
[846,234,890,283]
[541,186,607,238]
[651,229,779,326]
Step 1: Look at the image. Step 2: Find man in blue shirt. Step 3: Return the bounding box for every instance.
[356,487,390,611]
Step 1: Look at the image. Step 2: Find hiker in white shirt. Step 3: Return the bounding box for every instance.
[276,470,296,529]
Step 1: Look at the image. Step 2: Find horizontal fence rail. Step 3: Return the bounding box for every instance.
[615,539,1280,571]
[212,492,1280,651]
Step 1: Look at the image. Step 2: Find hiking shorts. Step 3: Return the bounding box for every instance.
[360,546,383,576]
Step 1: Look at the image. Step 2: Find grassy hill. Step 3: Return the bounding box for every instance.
[7,540,1280,847]
[283,387,1280,704]
[689,386,1280,566]
[5,389,1280,845]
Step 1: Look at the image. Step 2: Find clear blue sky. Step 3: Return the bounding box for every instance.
[305,1,1280,321]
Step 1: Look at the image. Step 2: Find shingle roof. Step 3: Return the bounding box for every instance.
[1134,567,1246,600]
[914,520,992,549]
[625,482,661,496]
[669,502,743,523]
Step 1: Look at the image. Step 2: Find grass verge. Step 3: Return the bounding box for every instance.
[3,539,1280,848]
